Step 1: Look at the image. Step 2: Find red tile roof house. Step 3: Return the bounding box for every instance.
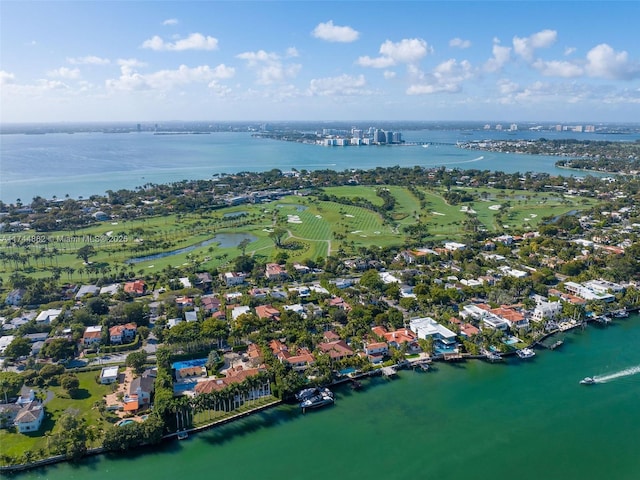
[328,296,352,311]
[82,325,103,347]
[175,296,194,308]
[363,341,388,364]
[194,367,271,409]
[286,348,315,371]
[490,306,529,330]
[460,323,480,338]
[317,340,355,360]
[255,304,281,321]
[109,322,137,345]
[201,296,221,314]
[124,280,146,296]
[371,326,419,351]
[265,263,288,280]
[247,343,263,366]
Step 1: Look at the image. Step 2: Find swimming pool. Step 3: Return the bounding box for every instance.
[172,358,207,370]
[117,419,135,427]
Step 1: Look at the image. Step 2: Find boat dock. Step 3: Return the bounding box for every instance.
[381,366,397,378]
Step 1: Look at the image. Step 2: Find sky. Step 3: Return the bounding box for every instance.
[1,1,639,123]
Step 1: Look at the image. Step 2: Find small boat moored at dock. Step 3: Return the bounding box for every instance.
[300,391,334,410]
[516,348,536,359]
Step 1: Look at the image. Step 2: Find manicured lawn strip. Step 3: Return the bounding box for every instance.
[321,185,385,206]
[386,186,422,225]
[0,371,113,459]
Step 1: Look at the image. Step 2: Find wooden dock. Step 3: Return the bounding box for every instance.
[381,366,397,377]
[443,352,463,361]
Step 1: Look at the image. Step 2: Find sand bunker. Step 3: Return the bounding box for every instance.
[344,214,354,218]
[315,215,322,219]
[432,211,446,216]
[287,215,302,224]
[488,205,501,211]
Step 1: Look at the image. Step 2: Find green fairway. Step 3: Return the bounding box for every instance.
[0,186,600,282]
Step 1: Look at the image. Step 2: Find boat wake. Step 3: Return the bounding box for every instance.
[594,365,640,383]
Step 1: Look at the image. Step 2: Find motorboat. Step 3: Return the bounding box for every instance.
[516,348,536,359]
[580,377,596,385]
[296,387,333,402]
[300,393,334,410]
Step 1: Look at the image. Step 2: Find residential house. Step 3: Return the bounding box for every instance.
[363,341,388,364]
[194,367,271,409]
[490,306,529,330]
[124,280,146,296]
[531,296,562,322]
[100,366,119,384]
[460,323,480,338]
[184,310,198,322]
[371,326,418,351]
[318,340,355,360]
[175,296,194,308]
[328,296,351,311]
[14,401,44,433]
[223,272,246,287]
[265,263,288,281]
[201,296,221,314]
[82,325,103,347]
[409,317,458,351]
[195,272,213,291]
[75,284,100,300]
[100,284,120,296]
[231,306,251,320]
[35,308,62,325]
[255,305,281,321]
[285,348,315,371]
[5,288,26,306]
[109,322,137,345]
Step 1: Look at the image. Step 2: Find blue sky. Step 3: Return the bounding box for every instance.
[1,1,639,123]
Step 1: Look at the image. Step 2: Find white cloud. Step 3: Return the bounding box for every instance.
[286,47,299,58]
[67,55,110,65]
[380,38,431,63]
[358,38,430,69]
[449,37,471,49]
[141,33,219,51]
[585,43,640,80]
[383,70,396,80]
[237,49,300,85]
[533,59,583,78]
[163,18,179,26]
[356,55,396,68]
[308,74,368,96]
[407,59,474,95]
[497,79,520,95]
[106,63,234,92]
[0,70,16,85]
[513,29,557,62]
[484,40,511,72]
[312,20,359,43]
[564,47,576,56]
[47,67,81,79]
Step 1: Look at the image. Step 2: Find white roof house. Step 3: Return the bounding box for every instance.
[232,306,251,320]
[409,317,456,342]
[100,366,119,384]
[35,309,62,324]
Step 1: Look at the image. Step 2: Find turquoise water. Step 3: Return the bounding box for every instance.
[2,129,635,203]
[11,315,640,479]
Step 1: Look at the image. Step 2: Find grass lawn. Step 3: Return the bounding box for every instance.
[0,370,114,462]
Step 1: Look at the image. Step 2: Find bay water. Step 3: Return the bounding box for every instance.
[11,314,640,479]
[3,129,638,203]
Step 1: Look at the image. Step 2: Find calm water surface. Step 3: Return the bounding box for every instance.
[3,129,638,203]
[12,315,640,480]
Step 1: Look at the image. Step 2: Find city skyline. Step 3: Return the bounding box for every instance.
[1,1,639,123]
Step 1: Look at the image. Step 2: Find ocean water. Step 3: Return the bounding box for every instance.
[2,129,637,203]
[11,314,640,479]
